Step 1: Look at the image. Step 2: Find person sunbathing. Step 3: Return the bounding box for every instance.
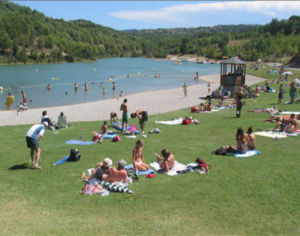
[216,98,224,107]
[204,102,212,111]
[225,127,250,154]
[248,106,279,114]
[155,149,175,173]
[132,139,149,171]
[81,158,112,182]
[269,114,297,132]
[100,121,108,134]
[246,126,256,150]
[199,103,205,111]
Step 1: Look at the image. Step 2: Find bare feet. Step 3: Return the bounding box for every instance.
[81,172,87,179]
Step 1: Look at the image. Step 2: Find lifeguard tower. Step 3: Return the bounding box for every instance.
[220,57,246,98]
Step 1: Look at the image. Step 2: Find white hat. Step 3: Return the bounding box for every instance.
[43,121,48,127]
[103,158,112,167]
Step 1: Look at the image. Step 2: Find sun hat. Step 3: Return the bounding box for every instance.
[102,158,112,167]
[117,159,127,169]
[43,121,48,127]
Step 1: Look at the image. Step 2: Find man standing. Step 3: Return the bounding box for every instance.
[120,98,129,133]
[26,122,48,169]
[131,109,148,134]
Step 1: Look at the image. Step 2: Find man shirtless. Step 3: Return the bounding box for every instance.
[269,114,298,132]
[120,98,129,133]
[110,112,118,124]
[130,109,148,134]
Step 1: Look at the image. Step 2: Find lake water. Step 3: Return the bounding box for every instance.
[0,58,220,110]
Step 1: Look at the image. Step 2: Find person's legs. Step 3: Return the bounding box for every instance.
[30,149,35,166]
[35,148,41,167]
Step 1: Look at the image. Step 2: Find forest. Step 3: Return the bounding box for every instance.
[0,1,300,64]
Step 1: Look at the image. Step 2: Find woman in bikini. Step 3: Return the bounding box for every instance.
[155,149,175,173]
[246,126,256,150]
[225,127,250,154]
[132,139,149,171]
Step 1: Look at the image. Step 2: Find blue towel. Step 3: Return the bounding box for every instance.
[53,156,69,166]
[233,150,261,158]
[65,140,96,145]
[125,164,156,175]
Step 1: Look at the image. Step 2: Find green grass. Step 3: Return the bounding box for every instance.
[0,73,299,235]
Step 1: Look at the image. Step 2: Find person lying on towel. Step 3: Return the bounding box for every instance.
[225,127,250,154]
[270,114,298,132]
[155,149,175,173]
[81,158,129,183]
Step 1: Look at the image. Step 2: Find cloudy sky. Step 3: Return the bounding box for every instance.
[14,1,300,30]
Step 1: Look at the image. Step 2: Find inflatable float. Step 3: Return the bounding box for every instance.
[5,96,15,108]
[112,122,140,134]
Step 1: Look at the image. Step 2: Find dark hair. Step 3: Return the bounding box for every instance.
[208,102,211,105]
[104,121,107,125]
[247,126,253,134]
[8,92,11,96]
[161,149,171,159]
[60,112,64,116]
[291,114,295,118]
[200,103,204,106]
[136,139,144,146]
[21,91,24,93]
[42,111,47,116]
[238,95,243,99]
[236,127,244,139]
[124,98,127,103]
[130,113,136,118]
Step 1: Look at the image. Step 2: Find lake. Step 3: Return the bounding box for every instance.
[0,58,220,110]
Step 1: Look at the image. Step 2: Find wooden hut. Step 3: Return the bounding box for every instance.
[220,57,246,97]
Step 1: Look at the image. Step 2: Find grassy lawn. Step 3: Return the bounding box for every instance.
[0,67,299,235]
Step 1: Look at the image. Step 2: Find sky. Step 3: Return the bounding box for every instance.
[12,1,300,31]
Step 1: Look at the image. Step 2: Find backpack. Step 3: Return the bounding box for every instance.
[112,135,122,142]
[195,157,211,171]
[68,149,81,162]
[212,147,227,155]
[182,118,191,125]
[191,106,199,113]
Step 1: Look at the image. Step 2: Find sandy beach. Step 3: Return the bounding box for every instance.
[0,74,265,126]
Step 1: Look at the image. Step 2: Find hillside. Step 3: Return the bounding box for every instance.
[0,1,300,64]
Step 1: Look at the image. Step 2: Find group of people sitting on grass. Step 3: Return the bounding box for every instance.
[41,110,68,129]
[265,113,299,134]
[224,126,256,154]
[81,139,176,183]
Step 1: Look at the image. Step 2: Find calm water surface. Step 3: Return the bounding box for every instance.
[0,58,220,110]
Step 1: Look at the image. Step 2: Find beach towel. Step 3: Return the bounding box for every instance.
[233,150,261,158]
[155,118,183,125]
[98,181,133,194]
[112,122,140,134]
[213,105,234,109]
[53,156,69,166]
[150,161,187,176]
[65,140,96,145]
[124,164,155,175]
[279,111,300,115]
[253,132,288,138]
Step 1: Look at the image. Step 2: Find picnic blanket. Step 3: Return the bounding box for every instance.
[254,131,287,138]
[213,105,234,109]
[124,164,156,175]
[65,140,96,145]
[150,161,187,176]
[155,118,183,125]
[233,150,261,158]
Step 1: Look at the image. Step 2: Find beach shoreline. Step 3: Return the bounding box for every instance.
[0,74,265,126]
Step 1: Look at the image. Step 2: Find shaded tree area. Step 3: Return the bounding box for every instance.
[0,1,300,64]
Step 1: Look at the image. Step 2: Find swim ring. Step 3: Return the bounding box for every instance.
[5,96,15,108]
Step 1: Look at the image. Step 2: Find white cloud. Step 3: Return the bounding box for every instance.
[109,1,300,25]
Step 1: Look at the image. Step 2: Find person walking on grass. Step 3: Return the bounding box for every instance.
[236,95,243,118]
[278,84,284,105]
[25,121,48,169]
[120,98,129,133]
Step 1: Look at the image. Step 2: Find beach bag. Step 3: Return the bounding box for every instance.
[182,119,191,125]
[83,184,95,195]
[68,149,81,162]
[191,106,198,113]
[195,157,209,171]
[112,135,122,142]
[212,147,227,155]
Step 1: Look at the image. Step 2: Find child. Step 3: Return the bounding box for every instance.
[101,121,108,134]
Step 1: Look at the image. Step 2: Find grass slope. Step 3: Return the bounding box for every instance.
[0,69,299,235]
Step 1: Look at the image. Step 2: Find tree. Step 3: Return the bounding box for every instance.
[0,32,13,54]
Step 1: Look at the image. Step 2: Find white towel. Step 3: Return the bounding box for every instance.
[155,118,183,125]
[150,161,187,176]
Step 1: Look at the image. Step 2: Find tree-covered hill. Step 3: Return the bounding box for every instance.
[0,1,300,64]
